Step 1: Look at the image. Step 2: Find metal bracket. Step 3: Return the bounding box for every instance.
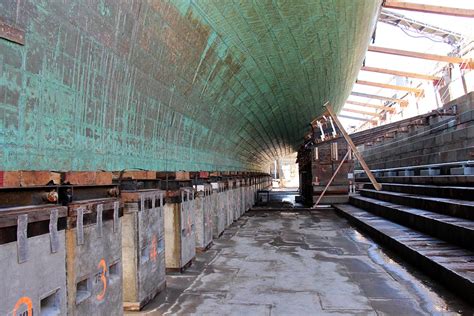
[96,204,103,238]
[77,207,84,245]
[17,214,28,263]
[49,209,59,253]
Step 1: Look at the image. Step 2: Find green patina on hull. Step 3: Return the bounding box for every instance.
[0,0,380,171]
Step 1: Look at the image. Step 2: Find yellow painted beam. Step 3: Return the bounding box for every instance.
[345,100,396,113]
[356,79,424,97]
[383,1,474,18]
[361,66,440,81]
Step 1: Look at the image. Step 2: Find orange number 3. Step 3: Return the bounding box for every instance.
[96,259,107,301]
[13,296,33,316]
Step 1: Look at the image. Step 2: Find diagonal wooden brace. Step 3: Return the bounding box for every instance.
[324,102,382,191]
[313,150,351,207]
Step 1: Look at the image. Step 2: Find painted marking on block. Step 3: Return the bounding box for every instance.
[13,296,33,316]
[151,193,156,210]
[96,204,103,238]
[49,209,59,253]
[140,194,146,212]
[113,201,119,233]
[17,214,28,263]
[96,259,107,301]
[77,207,84,245]
[150,235,158,263]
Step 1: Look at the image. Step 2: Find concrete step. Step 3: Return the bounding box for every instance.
[363,183,474,201]
[334,203,474,303]
[356,175,474,186]
[350,195,474,250]
[359,189,474,221]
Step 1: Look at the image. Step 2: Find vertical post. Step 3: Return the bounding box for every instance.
[325,103,382,191]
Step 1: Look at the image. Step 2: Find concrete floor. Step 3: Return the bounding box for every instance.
[132,210,473,315]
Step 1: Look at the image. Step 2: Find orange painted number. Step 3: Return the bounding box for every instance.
[13,296,33,316]
[96,258,107,301]
[150,235,158,262]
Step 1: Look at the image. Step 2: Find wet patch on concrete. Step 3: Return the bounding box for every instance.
[129,210,473,315]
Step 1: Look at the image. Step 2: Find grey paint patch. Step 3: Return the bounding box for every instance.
[76,207,84,245]
[49,209,59,253]
[96,204,103,238]
[17,214,28,263]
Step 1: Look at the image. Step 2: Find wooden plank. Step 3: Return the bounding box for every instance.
[0,18,25,45]
[383,1,474,18]
[356,79,424,97]
[345,100,396,113]
[313,151,350,206]
[116,170,156,180]
[199,171,210,179]
[361,66,440,81]
[175,171,190,180]
[338,115,377,123]
[20,171,61,186]
[368,46,473,67]
[0,171,21,187]
[325,103,382,191]
[0,205,67,228]
[341,108,380,117]
[351,91,408,106]
[63,171,113,185]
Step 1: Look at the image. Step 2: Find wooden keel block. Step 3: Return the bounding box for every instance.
[63,171,113,185]
[118,170,156,180]
[175,171,190,180]
[0,171,21,187]
[19,171,61,187]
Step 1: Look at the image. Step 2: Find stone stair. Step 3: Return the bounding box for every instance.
[334,180,474,303]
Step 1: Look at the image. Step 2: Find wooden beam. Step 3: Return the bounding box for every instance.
[0,18,25,45]
[338,115,377,123]
[361,66,440,81]
[342,108,380,117]
[351,91,408,106]
[346,100,396,113]
[356,79,424,97]
[383,1,474,18]
[368,46,474,67]
[325,103,382,191]
[314,150,350,206]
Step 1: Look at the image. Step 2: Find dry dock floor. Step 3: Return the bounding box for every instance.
[130,209,473,315]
